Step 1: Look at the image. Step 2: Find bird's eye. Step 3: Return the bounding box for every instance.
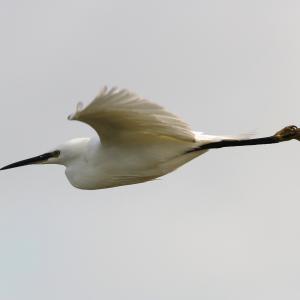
[52,150,61,157]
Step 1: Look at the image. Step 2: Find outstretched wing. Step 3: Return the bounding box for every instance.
[68,87,196,146]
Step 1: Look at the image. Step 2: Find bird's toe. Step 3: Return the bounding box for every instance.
[274,125,300,141]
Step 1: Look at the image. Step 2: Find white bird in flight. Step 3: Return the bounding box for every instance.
[1,87,300,190]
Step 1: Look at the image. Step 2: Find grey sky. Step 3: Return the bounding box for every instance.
[1,0,300,299]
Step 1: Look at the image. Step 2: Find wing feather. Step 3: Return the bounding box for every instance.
[68,87,195,146]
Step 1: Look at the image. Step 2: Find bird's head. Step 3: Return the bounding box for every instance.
[0,138,90,171]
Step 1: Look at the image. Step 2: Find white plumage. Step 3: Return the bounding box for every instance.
[64,87,209,189]
[68,86,196,144]
[2,86,298,190]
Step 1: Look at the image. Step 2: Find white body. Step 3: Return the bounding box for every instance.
[59,133,216,190]
[44,87,243,190]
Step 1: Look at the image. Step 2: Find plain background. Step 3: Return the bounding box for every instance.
[1,1,300,299]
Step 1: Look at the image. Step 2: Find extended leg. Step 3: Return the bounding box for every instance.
[187,125,300,153]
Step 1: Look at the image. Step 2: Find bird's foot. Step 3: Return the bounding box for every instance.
[274,125,300,141]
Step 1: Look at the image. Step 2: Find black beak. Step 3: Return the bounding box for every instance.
[0,151,60,171]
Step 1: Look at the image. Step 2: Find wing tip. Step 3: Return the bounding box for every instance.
[67,114,74,120]
[68,101,85,120]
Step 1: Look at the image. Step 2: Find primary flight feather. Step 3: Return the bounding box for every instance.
[68,86,195,143]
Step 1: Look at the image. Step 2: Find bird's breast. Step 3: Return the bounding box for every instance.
[64,138,206,189]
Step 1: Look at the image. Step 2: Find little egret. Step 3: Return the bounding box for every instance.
[1,87,300,189]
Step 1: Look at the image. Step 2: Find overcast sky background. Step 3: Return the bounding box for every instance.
[1,1,300,299]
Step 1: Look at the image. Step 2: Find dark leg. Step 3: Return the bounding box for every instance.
[187,125,300,153]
